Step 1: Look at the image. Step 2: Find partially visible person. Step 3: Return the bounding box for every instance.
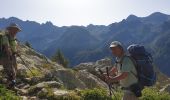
[0,23,21,89]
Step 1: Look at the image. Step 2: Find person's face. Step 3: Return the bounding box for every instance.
[8,28,19,36]
[110,46,124,57]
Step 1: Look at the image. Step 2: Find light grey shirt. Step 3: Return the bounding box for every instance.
[116,56,138,87]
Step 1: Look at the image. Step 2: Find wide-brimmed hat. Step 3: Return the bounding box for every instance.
[6,23,21,32]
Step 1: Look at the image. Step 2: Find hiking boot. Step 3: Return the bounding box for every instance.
[7,80,16,89]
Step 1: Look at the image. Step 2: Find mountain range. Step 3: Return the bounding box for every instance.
[0,12,170,76]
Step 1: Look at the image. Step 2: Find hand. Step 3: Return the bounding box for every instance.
[105,76,118,84]
[102,73,108,77]
[105,76,113,84]
[99,73,107,81]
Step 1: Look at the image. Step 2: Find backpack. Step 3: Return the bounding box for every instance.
[126,44,157,87]
[0,30,5,57]
[0,30,10,58]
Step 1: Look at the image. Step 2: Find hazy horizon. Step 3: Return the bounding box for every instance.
[1,12,170,27]
[1,0,170,26]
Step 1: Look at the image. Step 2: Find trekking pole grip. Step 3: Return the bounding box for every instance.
[106,67,109,76]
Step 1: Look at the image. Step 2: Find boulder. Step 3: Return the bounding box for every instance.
[28,81,63,96]
[160,84,170,93]
[52,69,86,90]
[75,58,113,78]
[77,70,107,89]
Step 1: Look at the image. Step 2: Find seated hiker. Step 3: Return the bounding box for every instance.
[104,41,140,100]
[0,23,21,89]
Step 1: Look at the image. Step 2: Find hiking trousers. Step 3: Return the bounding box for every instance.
[2,55,17,82]
[122,90,138,100]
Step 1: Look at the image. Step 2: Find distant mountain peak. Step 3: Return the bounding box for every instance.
[43,21,53,26]
[88,24,94,26]
[142,12,170,24]
[149,12,168,17]
[126,14,139,21]
[8,17,22,22]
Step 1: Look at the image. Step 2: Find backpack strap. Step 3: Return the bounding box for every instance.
[119,55,138,79]
[0,35,3,52]
[127,56,139,80]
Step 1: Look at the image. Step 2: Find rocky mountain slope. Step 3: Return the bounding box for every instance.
[0,43,107,99]
[0,43,169,99]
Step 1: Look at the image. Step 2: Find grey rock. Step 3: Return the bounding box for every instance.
[160,84,170,93]
[77,70,107,89]
[75,58,114,78]
[52,69,86,90]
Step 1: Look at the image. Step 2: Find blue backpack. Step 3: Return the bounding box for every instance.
[127,44,157,87]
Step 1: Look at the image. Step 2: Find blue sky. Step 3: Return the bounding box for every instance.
[1,0,170,26]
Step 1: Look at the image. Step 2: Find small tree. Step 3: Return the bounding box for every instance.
[51,49,69,68]
[25,41,32,48]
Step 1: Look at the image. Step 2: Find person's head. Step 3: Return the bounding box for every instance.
[6,23,21,37]
[110,41,124,57]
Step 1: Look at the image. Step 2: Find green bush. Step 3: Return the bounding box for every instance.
[38,86,56,100]
[17,67,43,78]
[81,88,112,100]
[55,92,81,100]
[0,84,21,100]
[38,88,81,100]
[42,63,54,70]
[80,87,170,100]
[140,88,170,100]
[26,68,43,78]
[34,87,170,100]
[111,89,123,100]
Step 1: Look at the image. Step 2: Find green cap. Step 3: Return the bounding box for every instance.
[110,41,122,48]
[6,23,21,32]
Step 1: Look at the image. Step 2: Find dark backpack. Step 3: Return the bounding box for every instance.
[0,30,12,58]
[127,44,157,87]
[0,30,6,58]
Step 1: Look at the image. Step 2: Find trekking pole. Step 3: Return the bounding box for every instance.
[17,54,35,76]
[106,67,112,98]
[106,67,118,100]
[98,68,118,100]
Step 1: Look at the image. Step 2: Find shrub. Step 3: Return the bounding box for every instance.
[51,49,69,68]
[140,87,170,100]
[38,86,81,100]
[42,63,54,70]
[79,87,170,100]
[111,89,123,100]
[0,84,21,100]
[25,41,32,48]
[80,88,111,100]
[26,68,43,78]
[38,86,56,100]
[55,92,81,100]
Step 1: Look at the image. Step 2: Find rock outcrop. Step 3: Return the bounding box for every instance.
[160,84,170,93]
[75,58,114,78]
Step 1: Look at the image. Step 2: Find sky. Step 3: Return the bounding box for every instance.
[1,0,170,26]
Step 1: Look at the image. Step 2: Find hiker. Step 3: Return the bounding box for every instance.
[0,23,21,89]
[104,41,141,100]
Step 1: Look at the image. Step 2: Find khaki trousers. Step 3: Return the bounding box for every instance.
[0,55,17,82]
